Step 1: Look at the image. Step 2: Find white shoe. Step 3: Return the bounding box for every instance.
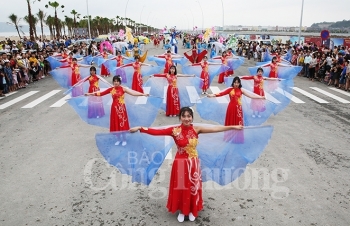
[115,141,121,146]
[41,76,45,78]
[177,213,185,223]
[96,116,99,118]
[257,115,261,118]
[201,92,205,95]
[189,212,196,222]
[122,141,127,146]
[252,114,256,118]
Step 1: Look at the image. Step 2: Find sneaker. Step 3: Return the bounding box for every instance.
[122,141,127,146]
[41,76,45,78]
[252,114,256,118]
[177,213,185,223]
[189,212,196,222]
[257,115,261,118]
[115,141,121,146]
[201,92,205,95]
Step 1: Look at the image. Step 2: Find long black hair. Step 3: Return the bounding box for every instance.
[231,76,242,88]
[179,107,193,120]
[113,75,122,83]
[169,65,177,75]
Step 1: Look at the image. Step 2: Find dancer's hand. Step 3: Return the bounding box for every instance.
[129,127,141,133]
[207,94,215,98]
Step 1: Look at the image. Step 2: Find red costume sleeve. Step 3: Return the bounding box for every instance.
[94,87,112,96]
[120,63,133,68]
[240,76,254,80]
[140,127,173,136]
[215,87,233,97]
[59,65,71,68]
[153,73,166,77]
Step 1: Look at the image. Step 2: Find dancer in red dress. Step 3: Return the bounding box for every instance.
[191,56,221,94]
[85,75,148,146]
[155,50,183,73]
[118,56,152,93]
[129,107,243,222]
[208,77,264,142]
[59,57,89,96]
[184,44,208,64]
[241,67,280,117]
[100,49,111,77]
[217,51,233,84]
[260,56,290,91]
[208,76,265,126]
[78,66,108,118]
[153,65,194,117]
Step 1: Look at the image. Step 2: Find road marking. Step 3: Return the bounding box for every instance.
[135,87,150,104]
[165,136,173,160]
[50,94,71,107]
[0,91,18,100]
[22,90,61,108]
[276,87,305,103]
[209,86,229,103]
[0,91,39,109]
[310,87,350,103]
[186,86,200,103]
[328,87,350,98]
[163,86,168,103]
[292,87,328,103]
[265,93,281,104]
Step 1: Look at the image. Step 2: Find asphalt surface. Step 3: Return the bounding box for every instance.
[0,43,349,225]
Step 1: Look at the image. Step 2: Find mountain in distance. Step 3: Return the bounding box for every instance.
[0,22,49,34]
[310,20,350,29]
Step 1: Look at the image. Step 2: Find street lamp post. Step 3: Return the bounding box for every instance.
[189,9,194,31]
[196,1,204,31]
[125,0,130,26]
[139,5,145,34]
[86,0,91,39]
[220,0,224,32]
[147,11,152,33]
[298,0,304,44]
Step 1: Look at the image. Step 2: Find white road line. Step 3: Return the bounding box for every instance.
[264,93,281,104]
[0,91,39,109]
[163,86,168,104]
[186,86,200,104]
[165,136,173,160]
[276,87,305,103]
[292,87,328,103]
[209,86,229,103]
[0,91,17,100]
[328,87,350,98]
[311,87,350,104]
[135,87,150,104]
[22,90,61,108]
[50,94,71,107]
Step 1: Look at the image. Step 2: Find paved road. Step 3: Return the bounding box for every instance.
[0,43,349,225]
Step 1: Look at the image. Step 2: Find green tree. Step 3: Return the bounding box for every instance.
[36,9,47,38]
[45,1,65,38]
[8,13,22,39]
[24,15,38,38]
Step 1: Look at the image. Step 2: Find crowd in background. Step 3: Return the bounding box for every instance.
[1,34,350,97]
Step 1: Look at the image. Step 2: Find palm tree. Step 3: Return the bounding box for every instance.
[26,0,35,40]
[64,16,74,36]
[24,15,38,38]
[8,13,22,39]
[70,9,79,28]
[45,1,65,38]
[45,15,55,38]
[36,9,47,38]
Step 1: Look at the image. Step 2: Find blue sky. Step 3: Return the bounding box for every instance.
[1,0,349,30]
